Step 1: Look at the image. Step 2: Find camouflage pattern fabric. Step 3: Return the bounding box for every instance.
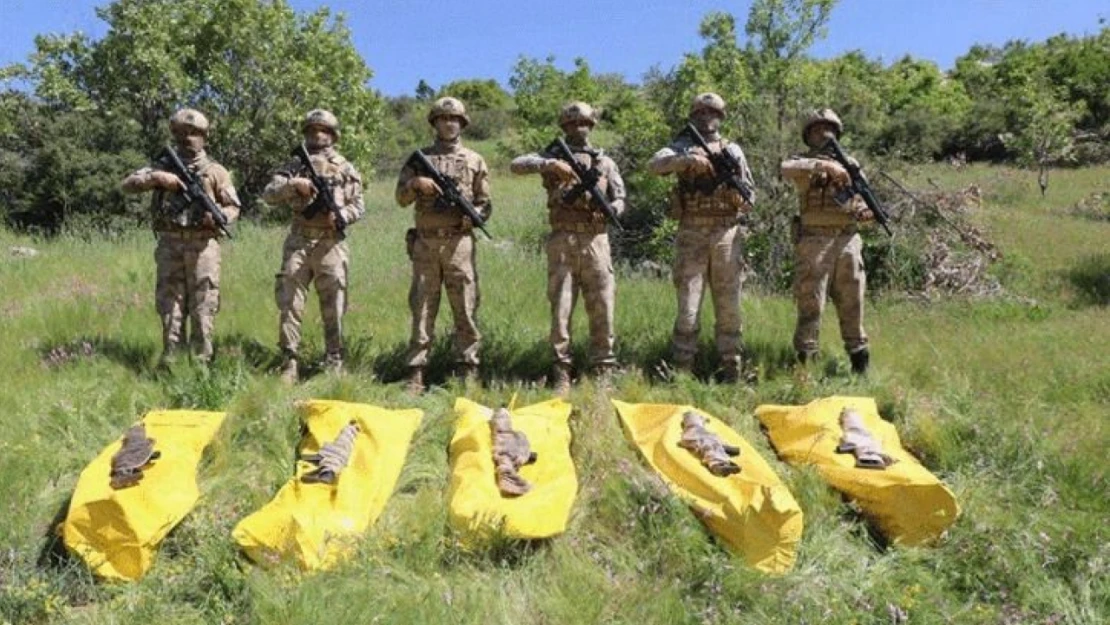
[648,133,754,371]
[263,148,364,230]
[835,407,895,469]
[263,147,363,361]
[154,235,223,361]
[302,420,360,484]
[669,225,746,370]
[124,152,241,233]
[648,134,754,222]
[781,151,871,357]
[677,411,741,477]
[404,232,480,368]
[396,140,490,368]
[122,149,240,362]
[272,234,349,360]
[490,408,537,497]
[545,232,616,367]
[510,145,625,369]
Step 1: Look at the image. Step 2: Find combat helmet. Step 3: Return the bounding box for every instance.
[559,101,597,127]
[303,109,340,138]
[802,108,843,142]
[169,108,210,135]
[689,92,726,118]
[427,97,470,128]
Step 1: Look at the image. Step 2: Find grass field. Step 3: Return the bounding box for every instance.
[0,164,1107,624]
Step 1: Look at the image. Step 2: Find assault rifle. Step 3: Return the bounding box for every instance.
[406,150,492,239]
[679,122,756,207]
[821,137,893,236]
[292,143,348,238]
[162,146,233,238]
[544,137,623,231]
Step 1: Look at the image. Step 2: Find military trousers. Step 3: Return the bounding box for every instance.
[274,231,349,359]
[154,233,221,360]
[792,231,868,355]
[405,232,480,368]
[671,223,745,368]
[546,230,616,368]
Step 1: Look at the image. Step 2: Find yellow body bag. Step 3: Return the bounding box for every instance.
[755,396,959,545]
[447,397,577,544]
[232,400,423,571]
[62,410,226,581]
[612,400,803,575]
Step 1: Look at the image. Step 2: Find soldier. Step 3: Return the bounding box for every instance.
[121,108,240,366]
[395,97,491,393]
[647,93,755,383]
[780,108,873,374]
[262,109,364,384]
[509,101,626,393]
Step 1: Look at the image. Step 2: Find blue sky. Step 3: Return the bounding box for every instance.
[1,1,1105,96]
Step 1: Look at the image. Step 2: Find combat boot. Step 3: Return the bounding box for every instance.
[405,367,425,394]
[455,363,479,386]
[796,350,817,365]
[279,357,299,385]
[849,348,870,375]
[552,364,572,396]
[324,353,344,376]
[718,360,741,384]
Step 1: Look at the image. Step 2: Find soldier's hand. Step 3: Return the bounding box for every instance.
[542,159,577,183]
[151,171,185,191]
[290,177,316,199]
[408,176,442,198]
[817,161,851,187]
[855,207,875,222]
[200,212,216,228]
[682,154,714,177]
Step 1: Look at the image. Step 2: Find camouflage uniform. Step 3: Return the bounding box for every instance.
[780,108,871,371]
[396,98,491,380]
[648,93,755,377]
[121,109,240,363]
[262,111,364,374]
[509,102,626,377]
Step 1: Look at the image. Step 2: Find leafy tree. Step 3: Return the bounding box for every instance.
[7,0,384,225]
[506,56,605,151]
[437,79,512,141]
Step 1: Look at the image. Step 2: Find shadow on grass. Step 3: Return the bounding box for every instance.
[36,496,77,570]
[38,335,156,375]
[1067,253,1110,307]
[439,528,553,571]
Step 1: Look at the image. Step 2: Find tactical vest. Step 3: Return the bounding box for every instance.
[150,157,218,232]
[671,139,745,221]
[291,152,353,231]
[414,149,480,230]
[545,150,609,233]
[798,154,864,228]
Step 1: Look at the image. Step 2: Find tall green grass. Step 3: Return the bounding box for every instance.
[0,164,1106,624]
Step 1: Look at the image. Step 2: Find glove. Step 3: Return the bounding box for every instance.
[542,159,577,183]
[290,177,316,199]
[408,176,442,198]
[681,153,714,177]
[151,171,185,191]
[855,207,875,223]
